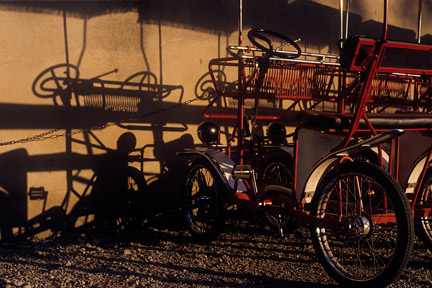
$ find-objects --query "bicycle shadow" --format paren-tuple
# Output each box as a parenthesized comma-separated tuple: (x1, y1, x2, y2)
(0, 61, 194, 240)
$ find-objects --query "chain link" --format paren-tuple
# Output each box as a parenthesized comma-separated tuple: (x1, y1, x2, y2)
(0, 97, 200, 147)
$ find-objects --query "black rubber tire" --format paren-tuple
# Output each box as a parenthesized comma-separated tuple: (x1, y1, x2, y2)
(414, 168, 432, 250)
(183, 159, 226, 241)
(310, 161, 414, 287)
(259, 157, 293, 228)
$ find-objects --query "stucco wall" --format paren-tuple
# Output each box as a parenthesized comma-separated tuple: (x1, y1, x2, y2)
(0, 0, 428, 239)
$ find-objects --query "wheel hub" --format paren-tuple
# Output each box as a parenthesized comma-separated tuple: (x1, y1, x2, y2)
(342, 215, 372, 239)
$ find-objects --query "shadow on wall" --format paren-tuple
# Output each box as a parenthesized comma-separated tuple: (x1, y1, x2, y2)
(0, 0, 423, 241)
(0, 0, 421, 52)
(0, 61, 200, 241)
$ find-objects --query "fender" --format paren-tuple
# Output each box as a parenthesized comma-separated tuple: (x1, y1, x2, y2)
(370, 146, 390, 169)
(300, 129, 404, 204)
(405, 151, 431, 196)
(177, 148, 247, 192)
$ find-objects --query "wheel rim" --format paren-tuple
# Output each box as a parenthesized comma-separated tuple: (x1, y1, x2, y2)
(420, 216, 432, 241)
(417, 177, 432, 243)
(184, 165, 218, 235)
(315, 172, 400, 280)
(262, 162, 292, 187)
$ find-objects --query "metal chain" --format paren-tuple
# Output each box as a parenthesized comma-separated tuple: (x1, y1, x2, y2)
(0, 97, 200, 147)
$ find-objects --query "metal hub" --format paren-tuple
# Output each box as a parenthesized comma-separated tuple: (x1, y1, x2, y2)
(342, 215, 372, 239)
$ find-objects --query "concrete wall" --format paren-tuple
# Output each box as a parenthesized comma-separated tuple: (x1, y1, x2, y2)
(0, 0, 428, 239)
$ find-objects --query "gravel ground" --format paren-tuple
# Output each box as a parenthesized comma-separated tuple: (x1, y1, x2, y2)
(0, 210, 431, 288)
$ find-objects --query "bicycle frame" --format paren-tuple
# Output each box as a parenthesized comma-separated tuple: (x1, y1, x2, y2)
(179, 0, 415, 231)
(179, 1, 420, 286)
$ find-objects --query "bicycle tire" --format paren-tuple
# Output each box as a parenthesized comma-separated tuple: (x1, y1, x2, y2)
(310, 161, 414, 287)
(183, 159, 227, 241)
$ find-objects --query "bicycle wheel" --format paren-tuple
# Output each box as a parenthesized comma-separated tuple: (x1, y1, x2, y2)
(183, 159, 226, 240)
(414, 168, 432, 249)
(260, 158, 293, 227)
(310, 161, 414, 287)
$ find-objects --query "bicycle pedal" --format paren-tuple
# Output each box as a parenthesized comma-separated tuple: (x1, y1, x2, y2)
(232, 164, 253, 180)
(28, 187, 48, 200)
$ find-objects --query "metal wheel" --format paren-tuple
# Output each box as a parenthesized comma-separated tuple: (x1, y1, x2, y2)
(310, 161, 414, 287)
(260, 158, 293, 227)
(414, 168, 432, 249)
(183, 159, 226, 240)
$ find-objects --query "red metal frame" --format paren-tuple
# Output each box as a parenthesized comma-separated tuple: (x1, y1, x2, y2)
(199, 0, 432, 236)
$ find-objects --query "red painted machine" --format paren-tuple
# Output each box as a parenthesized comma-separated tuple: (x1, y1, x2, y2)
(177, 0, 429, 286)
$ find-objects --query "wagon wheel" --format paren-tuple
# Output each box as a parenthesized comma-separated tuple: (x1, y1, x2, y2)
(32, 63, 79, 105)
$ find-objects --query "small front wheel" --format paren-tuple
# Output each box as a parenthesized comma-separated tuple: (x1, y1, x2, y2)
(260, 158, 293, 228)
(183, 159, 226, 241)
(310, 161, 414, 287)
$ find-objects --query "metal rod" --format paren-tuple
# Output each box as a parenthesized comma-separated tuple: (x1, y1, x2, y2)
(418, 0, 423, 43)
(345, 0, 350, 40)
(239, 0, 243, 45)
(340, 0, 343, 39)
(382, 0, 388, 40)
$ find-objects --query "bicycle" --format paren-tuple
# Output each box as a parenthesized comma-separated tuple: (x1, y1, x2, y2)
(178, 22, 414, 287)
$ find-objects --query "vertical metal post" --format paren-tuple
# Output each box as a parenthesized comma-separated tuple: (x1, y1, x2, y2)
(339, 0, 344, 41)
(345, 0, 350, 40)
(237, 0, 244, 164)
(418, 0, 423, 43)
(239, 0, 243, 45)
(382, 0, 388, 40)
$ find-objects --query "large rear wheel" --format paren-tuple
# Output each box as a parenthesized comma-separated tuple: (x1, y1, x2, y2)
(310, 161, 414, 287)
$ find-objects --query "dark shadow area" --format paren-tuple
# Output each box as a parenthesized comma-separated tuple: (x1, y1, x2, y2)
(0, 1, 140, 19)
(349, 19, 417, 42)
(420, 34, 432, 44)
(0, 0, 420, 52)
(0, 58, 193, 240)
